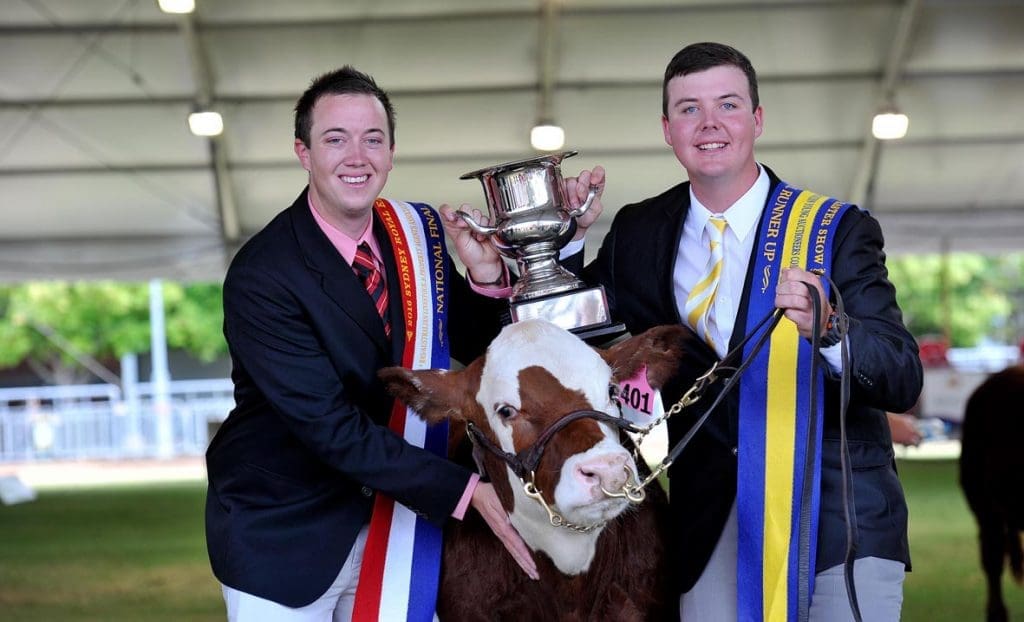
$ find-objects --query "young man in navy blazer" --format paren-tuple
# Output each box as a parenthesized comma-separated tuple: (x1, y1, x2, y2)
(205, 66, 536, 621)
(581, 42, 920, 622)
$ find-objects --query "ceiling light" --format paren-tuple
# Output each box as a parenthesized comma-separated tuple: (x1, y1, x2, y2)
(530, 123, 565, 151)
(188, 110, 223, 137)
(158, 0, 195, 13)
(872, 110, 909, 140)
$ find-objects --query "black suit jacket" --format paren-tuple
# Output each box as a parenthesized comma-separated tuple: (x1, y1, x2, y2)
(205, 188, 505, 607)
(574, 167, 922, 593)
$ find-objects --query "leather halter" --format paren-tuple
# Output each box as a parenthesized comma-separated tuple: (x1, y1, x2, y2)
(465, 409, 640, 482)
(465, 408, 644, 532)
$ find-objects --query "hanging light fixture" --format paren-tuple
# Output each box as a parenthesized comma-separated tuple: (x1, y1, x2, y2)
(157, 0, 195, 14)
(530, 121, 565, 152)
(188, 109, 223, 137)
(872, 107, 909, 140)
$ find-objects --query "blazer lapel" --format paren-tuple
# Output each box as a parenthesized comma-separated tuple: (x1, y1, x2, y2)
(663, 186, 690, 326)
(290, 190, 392, 355)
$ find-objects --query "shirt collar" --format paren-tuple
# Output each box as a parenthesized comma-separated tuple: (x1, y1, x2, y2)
(307, 195, 381, 266)
(688, 164, 770, 242)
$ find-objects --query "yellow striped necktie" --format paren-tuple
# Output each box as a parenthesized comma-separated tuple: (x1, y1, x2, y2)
(685, 215, 727, 349)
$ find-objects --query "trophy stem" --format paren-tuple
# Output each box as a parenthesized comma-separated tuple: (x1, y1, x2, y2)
(510, 241, 584, 302)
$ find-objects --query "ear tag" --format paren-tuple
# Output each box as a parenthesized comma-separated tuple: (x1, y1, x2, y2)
(617, 365, 664, 426)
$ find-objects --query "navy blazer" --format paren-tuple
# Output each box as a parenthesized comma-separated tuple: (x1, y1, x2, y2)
(574, 167, 922, 593)
(205, 188, 505, 607)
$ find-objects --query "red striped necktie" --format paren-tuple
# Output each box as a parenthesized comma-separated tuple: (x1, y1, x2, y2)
(353, 242, 391, 337)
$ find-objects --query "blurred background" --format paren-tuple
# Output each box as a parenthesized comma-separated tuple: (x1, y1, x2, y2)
(1, 1, 1022, 620)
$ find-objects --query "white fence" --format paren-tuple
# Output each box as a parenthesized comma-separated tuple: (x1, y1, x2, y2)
(0, 379, 233, 463)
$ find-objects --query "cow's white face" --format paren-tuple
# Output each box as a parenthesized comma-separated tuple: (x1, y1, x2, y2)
(476, 320, 638, 571)
(380, 318, 698, 576)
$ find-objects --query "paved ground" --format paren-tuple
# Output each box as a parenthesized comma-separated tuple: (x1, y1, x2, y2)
(894, 439, 961, 460)
(0, 456, 207, 489)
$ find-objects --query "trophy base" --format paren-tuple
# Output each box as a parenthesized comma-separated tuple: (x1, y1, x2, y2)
(507, 286, 625, 342)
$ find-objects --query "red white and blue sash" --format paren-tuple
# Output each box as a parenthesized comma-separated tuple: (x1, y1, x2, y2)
(737, 185, 852, 622)
(352, 198, 450, 622)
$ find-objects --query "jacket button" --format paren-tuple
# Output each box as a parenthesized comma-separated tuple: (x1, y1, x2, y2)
(731, 446, 738, 456)
(361, 486, 373, 497)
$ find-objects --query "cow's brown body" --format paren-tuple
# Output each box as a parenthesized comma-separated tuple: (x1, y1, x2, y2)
(436, 476, 669, 622)
(382, 320, 700, 621)
(959, 364, 1024, 622)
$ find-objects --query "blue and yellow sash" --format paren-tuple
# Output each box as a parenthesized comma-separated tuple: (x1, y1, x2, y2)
(736, 184, 852, 622)
(352, 199, 449, 622)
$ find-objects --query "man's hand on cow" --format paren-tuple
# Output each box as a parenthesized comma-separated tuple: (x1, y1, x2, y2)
(439, 203, 506, 286)
(564, 165, 606, 241)
(775, 267, 831, 340)
(471, 481, 539, 580)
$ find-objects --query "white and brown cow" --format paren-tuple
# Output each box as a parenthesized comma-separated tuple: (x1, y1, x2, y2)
(381, 319, 701, 621)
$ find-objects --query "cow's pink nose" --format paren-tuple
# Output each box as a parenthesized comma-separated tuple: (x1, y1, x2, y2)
(575, 452, 630, 491)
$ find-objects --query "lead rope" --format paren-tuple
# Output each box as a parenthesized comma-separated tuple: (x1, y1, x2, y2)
(797, 275, 859, 622)
(831, 280, 861, 622)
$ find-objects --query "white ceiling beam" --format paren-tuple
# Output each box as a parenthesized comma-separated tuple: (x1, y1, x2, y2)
(849, 0, 922, 207)
(178, 14, 240, 245)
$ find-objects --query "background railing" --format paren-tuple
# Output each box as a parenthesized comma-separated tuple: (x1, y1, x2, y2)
(0, 379, 233, 463)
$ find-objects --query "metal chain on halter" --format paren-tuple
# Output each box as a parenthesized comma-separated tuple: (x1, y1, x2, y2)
(626, 362, 724, 449)
(524, 472, 605, 533)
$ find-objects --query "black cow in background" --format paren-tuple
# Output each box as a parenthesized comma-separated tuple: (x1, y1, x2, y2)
(959, 364, 1024, 622)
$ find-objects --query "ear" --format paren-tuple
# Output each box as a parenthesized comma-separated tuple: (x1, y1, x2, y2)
(294, 138, 311, 171)
(378, 366, 475, 425)
(600, 324, 710, 389)
(753, 105, 764, 140)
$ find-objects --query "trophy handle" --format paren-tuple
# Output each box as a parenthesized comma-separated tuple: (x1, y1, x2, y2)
(565, 185, 600, 218)
(456, 210, 499, 236)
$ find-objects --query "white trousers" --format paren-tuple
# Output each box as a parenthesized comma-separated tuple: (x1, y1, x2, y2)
(221, 526, 368, 622)
(679, 503, 905, 621)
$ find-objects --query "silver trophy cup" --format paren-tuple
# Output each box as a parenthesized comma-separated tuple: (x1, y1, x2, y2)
(458, 151, 621, 339)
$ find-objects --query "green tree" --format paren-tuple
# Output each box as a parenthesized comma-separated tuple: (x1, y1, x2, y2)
(887, 253, 1023, 347)
(0, 281, 225, 384)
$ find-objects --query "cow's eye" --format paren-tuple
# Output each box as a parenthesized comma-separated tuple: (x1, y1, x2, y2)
(494, 404, 519, 420)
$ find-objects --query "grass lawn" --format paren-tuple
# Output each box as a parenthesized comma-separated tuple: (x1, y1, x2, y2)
(0, 460, 1021, 621)
(0, 481, 222, 622)
(901, 459, 1024, 621)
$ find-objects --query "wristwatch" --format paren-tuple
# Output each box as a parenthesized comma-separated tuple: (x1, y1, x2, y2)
(819, 309, 846, 347)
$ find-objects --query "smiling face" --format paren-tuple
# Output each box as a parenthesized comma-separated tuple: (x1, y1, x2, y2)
(662, 64, 763, 203)
(294, 93, 394, 236)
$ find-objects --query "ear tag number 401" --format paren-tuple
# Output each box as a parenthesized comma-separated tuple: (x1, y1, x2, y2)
(617, 365, 665, 426)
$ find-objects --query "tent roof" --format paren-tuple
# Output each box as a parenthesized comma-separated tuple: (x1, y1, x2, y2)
(2, 0, 1022, 281)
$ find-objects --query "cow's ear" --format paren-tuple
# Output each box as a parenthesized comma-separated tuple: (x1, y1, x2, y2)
(601, 324, 710, 389)
(378, 366, 472, 424)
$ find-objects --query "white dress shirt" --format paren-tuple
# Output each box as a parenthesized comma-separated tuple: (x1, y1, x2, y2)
(672, 165, 842, 367)
(674, 166, 770, 358)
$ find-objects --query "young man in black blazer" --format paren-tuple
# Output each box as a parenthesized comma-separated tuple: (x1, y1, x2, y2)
(205, 66, 536, 621)
(563, 43, 921, 621)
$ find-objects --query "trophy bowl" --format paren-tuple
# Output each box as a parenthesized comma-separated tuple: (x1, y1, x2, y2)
(458, 150, 622, 339)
